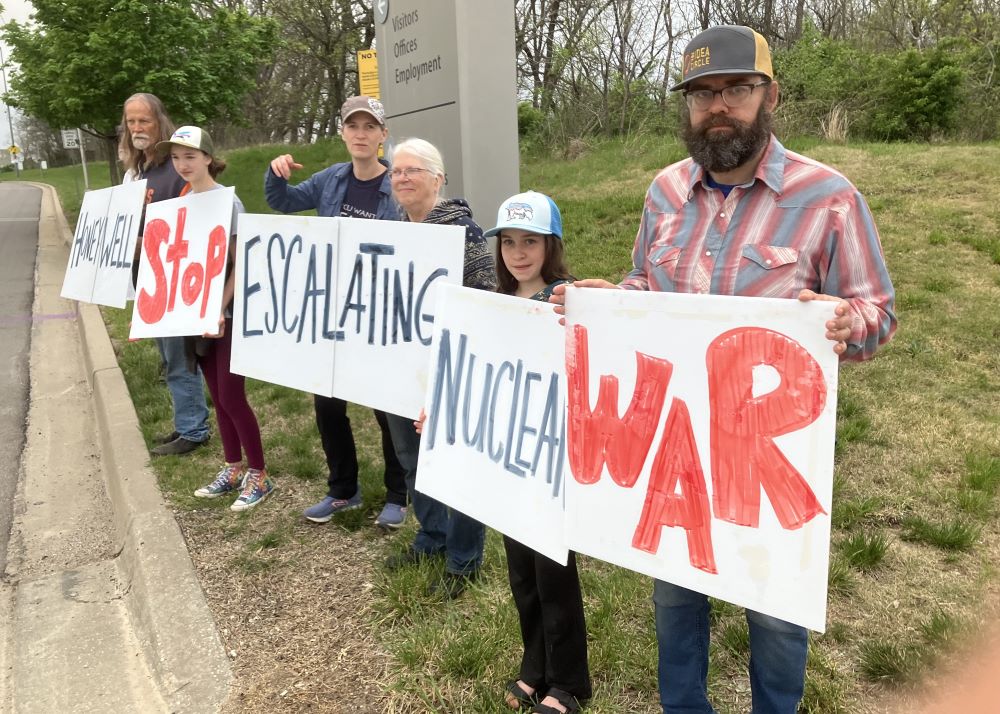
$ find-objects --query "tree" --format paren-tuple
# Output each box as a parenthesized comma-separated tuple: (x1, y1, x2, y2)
(1, 0, 277, 182)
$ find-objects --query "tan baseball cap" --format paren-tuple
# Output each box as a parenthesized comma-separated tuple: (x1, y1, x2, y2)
(156, 125, 215, 157)
(341, 96, 386, 125)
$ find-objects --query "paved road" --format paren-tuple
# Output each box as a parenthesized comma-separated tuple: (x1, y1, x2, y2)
(0, 183, 40, 574)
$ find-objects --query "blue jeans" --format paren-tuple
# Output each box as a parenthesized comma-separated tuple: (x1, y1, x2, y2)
(653, 580, 807, 714)
(156, 336, 209, 443)
(386, 413, 485, 575)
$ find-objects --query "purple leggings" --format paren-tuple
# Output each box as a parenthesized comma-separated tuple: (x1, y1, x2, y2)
(198, 319, 265, 470)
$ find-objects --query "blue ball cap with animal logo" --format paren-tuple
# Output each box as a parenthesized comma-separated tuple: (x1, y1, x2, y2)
(484, 190, 563, 240)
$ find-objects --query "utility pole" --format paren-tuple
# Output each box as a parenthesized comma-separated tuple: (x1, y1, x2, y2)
(0, 42, 20, 178)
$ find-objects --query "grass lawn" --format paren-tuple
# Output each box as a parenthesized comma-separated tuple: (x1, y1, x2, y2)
(26, 135, 1000, 712)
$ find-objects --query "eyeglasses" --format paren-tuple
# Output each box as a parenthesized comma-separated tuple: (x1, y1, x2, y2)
(389, 167, 433, 180)
(683, 81, 770, 111)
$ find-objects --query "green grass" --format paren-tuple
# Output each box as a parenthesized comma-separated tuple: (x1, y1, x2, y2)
(47, 137, 1000, 712)
(858, 640, 921, 683)
(901, 516, 981, 551)
(836, 531, 890, 572)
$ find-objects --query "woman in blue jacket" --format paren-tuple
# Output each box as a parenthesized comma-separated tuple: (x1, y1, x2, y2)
(263, 95, 408, 531)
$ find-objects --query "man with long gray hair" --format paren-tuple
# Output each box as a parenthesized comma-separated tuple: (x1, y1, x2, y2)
(121, 92, 210, 456)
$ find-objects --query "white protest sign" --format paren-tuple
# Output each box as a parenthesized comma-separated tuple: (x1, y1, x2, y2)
(61, 180, 147, 307)
(61, 187, 113, 302)
(232, 213, 340, 396)
(90, 181, 148, 307)
(331, 219, 464, 417)
(417, 285, 569, 564)
(231, 216, 464, 418)
(563, 287, 839, 632)
(129, 187, 233, 338)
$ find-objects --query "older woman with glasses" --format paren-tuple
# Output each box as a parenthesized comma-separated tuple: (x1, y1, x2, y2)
(382, 137, 497, 599)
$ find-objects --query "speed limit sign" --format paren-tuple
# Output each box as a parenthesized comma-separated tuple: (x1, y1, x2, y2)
(61, 129, 79, 149)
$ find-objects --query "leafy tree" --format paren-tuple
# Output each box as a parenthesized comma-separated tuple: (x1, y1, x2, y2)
(1, 0, 278, 181)
(864, 46, 964, 140)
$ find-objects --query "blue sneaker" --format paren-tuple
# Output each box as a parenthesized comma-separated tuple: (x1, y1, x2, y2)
(374, 503, 408, 530)
(303, 492, 362, 523)
(230, 468, 276, 512)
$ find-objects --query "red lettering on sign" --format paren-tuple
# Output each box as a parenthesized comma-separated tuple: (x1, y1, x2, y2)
(200, 226, 227, 318)
(707, 327, 827, 530)
(164, 207, 189, 312)
(134, 206, 227, 326)
(136, 218, 170, 323)
(565, 324, 672, 487)
(633, 397, 717, 573)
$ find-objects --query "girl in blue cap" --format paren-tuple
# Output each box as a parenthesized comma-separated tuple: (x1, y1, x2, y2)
(484, 191, 590, 714)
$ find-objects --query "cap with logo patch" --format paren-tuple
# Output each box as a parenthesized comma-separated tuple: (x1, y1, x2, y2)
(341, 95, 386, 126)
(155, 125, 215, 157)
(670, 25, 773, 92)
(484, 191, 563, 240)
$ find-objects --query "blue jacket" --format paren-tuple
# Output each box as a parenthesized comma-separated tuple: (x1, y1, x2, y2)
(263, 159, 401, 220)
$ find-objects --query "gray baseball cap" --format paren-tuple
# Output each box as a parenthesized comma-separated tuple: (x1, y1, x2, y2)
(670, 25, 773, 92)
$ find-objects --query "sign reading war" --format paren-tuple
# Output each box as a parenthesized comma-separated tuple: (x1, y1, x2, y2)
(231, 215, 464, 419)
(60, 180, 147, 308)
(129, 188, 234, 339)
(563, 288, 839, 632)
(417, 285, 569, 565)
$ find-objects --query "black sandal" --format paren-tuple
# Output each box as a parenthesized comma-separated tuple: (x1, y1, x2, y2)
(530, 687, 582, 713)
(505, 680, 540, 710)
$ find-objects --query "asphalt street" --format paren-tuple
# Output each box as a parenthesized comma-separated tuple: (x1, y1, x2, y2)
(0, 183, 40, 574)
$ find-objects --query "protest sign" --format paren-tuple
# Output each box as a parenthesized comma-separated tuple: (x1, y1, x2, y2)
(416, 285, 569, 564)
(61, 180, 147, 307)
(330, 219, 464, 417)
(129, 187, 234, 338)
(231, 213, 340, 396)
(563, 287, 839, 632)
(232, 216, 464, 418)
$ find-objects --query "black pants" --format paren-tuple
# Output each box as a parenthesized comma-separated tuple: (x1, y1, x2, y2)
(313, 395, 406, 506)
(504, 536, 591, 700)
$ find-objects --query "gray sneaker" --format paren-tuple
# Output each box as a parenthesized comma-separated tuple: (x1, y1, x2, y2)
(374, 503, 408, 530)
(303, 492, 362, 523)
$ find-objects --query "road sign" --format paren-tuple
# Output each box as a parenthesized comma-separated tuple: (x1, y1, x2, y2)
(357, 49, 379, 98)
(61, 130, 79, 149)
(8, 144, 19, 155)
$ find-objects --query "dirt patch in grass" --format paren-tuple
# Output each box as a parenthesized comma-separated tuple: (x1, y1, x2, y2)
(176, 476, 396, 714)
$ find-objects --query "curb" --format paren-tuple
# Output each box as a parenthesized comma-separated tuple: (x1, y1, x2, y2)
(35, 183, 232, 712)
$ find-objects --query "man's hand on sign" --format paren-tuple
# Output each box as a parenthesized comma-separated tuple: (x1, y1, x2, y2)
(269, 154, 304, 180)
(797, 289, 853, 355)
(549, 278, 620, 324)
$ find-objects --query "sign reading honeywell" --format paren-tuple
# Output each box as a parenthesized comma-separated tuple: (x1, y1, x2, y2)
(374, 0, 518, 230)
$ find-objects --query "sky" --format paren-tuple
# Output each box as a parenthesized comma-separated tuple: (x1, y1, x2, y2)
(1, 0, 36, 148)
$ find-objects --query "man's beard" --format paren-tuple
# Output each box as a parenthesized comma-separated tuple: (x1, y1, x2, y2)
(131, 135, 151, 150)
(683, 104, 772, 173)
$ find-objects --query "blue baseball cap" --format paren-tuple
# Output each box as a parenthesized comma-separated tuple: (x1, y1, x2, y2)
(484, 191, 563, 240)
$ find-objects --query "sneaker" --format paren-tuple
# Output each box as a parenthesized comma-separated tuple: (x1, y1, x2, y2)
(374, 503, 408, 530)
(194, 463, 244, 498)
(230, 468, 276, 512)
(302, 492, 362, 523)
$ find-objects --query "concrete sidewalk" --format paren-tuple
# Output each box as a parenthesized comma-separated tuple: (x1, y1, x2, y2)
(0, 184, 231, 712)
